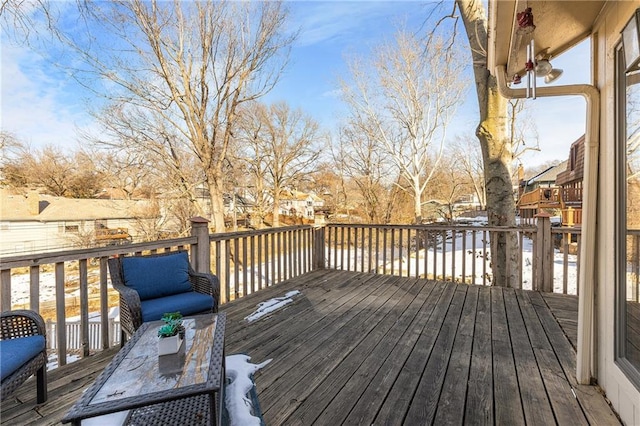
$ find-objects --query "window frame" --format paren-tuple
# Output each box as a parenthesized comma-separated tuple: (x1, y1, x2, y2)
(615, 42, 640, 389)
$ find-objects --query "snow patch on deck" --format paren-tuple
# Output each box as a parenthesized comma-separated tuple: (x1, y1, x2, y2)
(244, 290, 301, 322)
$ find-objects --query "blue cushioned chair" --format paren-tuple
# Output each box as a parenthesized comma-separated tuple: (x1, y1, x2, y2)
(108, 250, 219, 345)
(0, 310, 48, 403)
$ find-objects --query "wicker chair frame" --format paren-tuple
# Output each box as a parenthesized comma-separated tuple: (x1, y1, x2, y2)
(108, 250, 220, 345)
(1, 310, 48, 403)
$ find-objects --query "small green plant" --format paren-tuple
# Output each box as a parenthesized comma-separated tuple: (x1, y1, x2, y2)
(158, 312, 184, 338)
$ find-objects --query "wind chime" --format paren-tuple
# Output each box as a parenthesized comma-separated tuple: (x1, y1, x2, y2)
(514, 7, 537, 99)
(511, 7, 564, 97)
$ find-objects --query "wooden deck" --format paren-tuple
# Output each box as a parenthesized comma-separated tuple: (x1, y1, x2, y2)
(2, 270, 620, 425)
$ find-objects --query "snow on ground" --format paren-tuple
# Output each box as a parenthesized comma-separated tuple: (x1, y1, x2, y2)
(46, 353, 80, 370)
(328, 227, 578, 294)
(9, 269, 103, 307)
(225, 354, 271, 426)
(245, 291, 301, 322)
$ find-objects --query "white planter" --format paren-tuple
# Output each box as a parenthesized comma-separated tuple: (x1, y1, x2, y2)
(158, 334, 183, 356)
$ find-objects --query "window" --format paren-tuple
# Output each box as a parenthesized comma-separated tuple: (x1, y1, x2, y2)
(616, 44, 640, 386)
(65, 224, 79, 233)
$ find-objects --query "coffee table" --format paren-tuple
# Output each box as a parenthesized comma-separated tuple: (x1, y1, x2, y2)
(62, 312, 226, 425)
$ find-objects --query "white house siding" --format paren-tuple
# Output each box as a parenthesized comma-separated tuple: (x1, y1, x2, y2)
(0, 218, 137, 256)
(596, 2, 640, 424)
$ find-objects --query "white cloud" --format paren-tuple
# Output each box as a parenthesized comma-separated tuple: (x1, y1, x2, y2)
(290, 1, 421, 48)
(1, 43, 92, 149)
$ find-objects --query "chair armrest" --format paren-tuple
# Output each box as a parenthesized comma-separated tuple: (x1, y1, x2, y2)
(111, 282, 143, 331)
(189, 271, 220, 312)
(0, 310, 46, 340)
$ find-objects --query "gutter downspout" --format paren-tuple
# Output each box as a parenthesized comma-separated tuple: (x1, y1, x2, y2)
(495, 65, 599, 385)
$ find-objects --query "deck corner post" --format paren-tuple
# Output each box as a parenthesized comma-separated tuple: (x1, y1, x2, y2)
(190, 217, 211, 274)
(534, 213, 553, 292)
(314, 226, 326, 270)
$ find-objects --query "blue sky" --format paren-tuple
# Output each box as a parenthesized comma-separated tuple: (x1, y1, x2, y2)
(1, 1, 588, 168)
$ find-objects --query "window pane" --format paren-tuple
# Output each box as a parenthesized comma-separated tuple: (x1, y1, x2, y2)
(624, 69, 640, 370)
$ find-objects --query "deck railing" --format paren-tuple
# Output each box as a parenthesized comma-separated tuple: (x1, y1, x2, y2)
(1, 216, 587, 366)
(323, 219, 581, 294)
(519, 187, 562, 206)
(208, 225, 319, 303)
(561, 206, 583, 226)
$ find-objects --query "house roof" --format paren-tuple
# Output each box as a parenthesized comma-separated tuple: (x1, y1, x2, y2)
(0, 189, 147, 222)
(280, 190, 322, 202)
(524, 161, 568, 186)
(556, 135, 585, 186)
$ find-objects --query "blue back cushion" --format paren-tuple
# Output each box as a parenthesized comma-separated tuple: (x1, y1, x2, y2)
(122, 251, 193, 301)
(0, 335, 46, 381)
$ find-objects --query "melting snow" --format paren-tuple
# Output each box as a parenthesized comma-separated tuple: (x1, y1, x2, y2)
(225, 354, 271, 426)
(244, 290, 300, 322)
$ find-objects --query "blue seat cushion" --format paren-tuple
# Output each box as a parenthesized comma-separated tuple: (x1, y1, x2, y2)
(122, 252, 193, 301)
(0, 335, 46, 381)
(140, 292, 215, 322)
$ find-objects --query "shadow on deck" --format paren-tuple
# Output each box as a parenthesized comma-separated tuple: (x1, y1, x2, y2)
(1, 270, 620, 425)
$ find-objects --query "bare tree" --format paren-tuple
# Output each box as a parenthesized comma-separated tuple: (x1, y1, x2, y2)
(508, 99, 542, 183)
(233, 105, 271, 228)
(0, 131, 20, 152)
(340, 26, 466, 223)
(425, 155, 473, 221)
(0, 143, 103, 197)
(131, 197, 167, 242)
(449, 135, 486, 209)
(92, 149, 153, 200)
(333, 119, 395, 223)
(35, 1, 295, 232)
(0, 0, 52, 42)
(237, 101, 322, 227)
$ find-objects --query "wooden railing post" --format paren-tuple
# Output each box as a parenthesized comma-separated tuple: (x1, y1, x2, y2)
(190, 216, 211, 274)
(314, 226, 326, 270)
(534, 213, 553, 292)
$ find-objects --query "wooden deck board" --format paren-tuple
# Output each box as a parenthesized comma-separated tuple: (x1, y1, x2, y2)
(373, 281, 457, 424)
(283, 278, 426, 425)
(504, 289, 557, 425)
(339, 281, 448, 425)
(491, 287, 525, 425)
(1, 270, 621, 425)
(431, 285, 478, 425)
(517, 290, 587, 426)
(262, 274, 408, 423)
(404, 285, 467, 425)
(464, 286, 493, 426)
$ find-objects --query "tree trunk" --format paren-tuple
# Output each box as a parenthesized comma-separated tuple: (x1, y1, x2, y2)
(414, 183, 423, 224)
(207, 178, 226, 233)
(457, 0, 519, 287)
(477, 80, 519, 286)
(272, 194, 280, 227)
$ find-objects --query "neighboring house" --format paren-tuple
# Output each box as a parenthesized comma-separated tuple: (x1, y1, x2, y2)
(556, 135, 585, 226)
(517, 161, 568, 223)
(0, 189, 148, 256)
(489, 1, 640, 422)
(279, 190, 324, 220)
(452, 193, 483, 212)
(223, 192, 253, 217)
